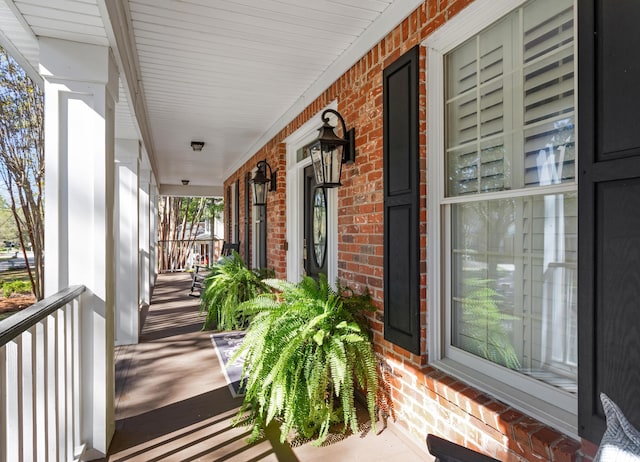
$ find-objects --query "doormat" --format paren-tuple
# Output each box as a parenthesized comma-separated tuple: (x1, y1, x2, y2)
(210, 331, 246, 397)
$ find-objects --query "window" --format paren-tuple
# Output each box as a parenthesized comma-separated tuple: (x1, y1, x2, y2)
(427, 0, 577, 434)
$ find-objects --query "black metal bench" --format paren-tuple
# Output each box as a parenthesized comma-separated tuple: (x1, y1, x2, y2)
(426, 434, 500, 462)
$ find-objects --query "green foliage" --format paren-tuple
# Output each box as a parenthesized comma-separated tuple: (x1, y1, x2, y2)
(233, 275, 378, 446)
(2, 279, 32, 297)
(458, 278, 521, 369)
(199, 252, 271, 330)
(0, 197, 19, 244)
(0, 46, 45, 300)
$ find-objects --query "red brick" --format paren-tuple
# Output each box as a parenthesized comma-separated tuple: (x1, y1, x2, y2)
(548, 437, 582, 462)
(531, 427, 564, 458)
(498, 408, 525, 438)
(513, 416, 544, 451)
(580, 438, 598, 460)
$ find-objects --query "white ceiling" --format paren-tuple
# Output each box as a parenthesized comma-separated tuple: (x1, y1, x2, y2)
(0, 0, 421, 194)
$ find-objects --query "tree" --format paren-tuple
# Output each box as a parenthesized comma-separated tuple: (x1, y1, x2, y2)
(0, 46, 44, 299)
(0, 196, 20, 245)
(158, 196, 216, 271)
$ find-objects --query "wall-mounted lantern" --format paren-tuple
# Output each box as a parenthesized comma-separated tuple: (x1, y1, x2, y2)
(307, 109, 355, 188)
(251, 159, 276, 206)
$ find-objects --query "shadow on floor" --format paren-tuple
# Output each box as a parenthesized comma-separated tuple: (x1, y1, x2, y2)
(101, 273, 427, 462)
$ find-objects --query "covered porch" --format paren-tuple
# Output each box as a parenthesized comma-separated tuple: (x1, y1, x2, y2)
(101, 272, 426, 461)
(2, 0, 640, 460)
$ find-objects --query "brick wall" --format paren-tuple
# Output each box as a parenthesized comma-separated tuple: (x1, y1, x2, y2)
(224, 1, 596, 460)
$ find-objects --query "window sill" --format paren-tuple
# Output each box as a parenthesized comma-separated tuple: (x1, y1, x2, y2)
(429, 357, 578, 439)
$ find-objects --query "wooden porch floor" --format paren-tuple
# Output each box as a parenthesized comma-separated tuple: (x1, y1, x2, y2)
(100, 272, 429, 462)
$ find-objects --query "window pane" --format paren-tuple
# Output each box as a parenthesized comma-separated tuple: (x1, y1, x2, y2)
(523, 46, 574, 126)
(524, 116, 575, 186)
(445, 0, 575, 197)
(523, 0, 574, 64)
(479, 16, 511, 84)
(446, 39, 477, 98)
(447, 91, 477, 148)
(480, 79, 504, 138)
(451, 192, 577, 393)
(447, 139, 508, 196)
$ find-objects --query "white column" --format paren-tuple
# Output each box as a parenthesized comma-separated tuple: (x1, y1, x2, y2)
(149, 177, 159, 292)
(115, 139, 140, 346)
(41, 37, 118, 458)
(139, 167, 151, 308)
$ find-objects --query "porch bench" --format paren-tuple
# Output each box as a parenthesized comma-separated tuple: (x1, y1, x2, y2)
(426, 434, 500, 462)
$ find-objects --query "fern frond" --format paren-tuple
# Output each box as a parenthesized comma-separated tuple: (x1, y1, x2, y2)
(232, 273, 381, 445)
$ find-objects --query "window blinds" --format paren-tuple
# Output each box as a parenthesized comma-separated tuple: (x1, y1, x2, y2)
(445, 0, 575, 196)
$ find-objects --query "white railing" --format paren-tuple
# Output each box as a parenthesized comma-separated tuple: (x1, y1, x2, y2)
(0, 285, 87, 462)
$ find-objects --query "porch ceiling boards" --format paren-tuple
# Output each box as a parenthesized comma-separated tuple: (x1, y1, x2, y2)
(0, 0, 421, 193)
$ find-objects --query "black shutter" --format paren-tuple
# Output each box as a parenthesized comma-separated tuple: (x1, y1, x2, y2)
(226, 185, 231, 242)
(234, 179, 240, 243)
(383, 46, 420, 355)
(244, 172, 251, 261)
(578, 0, 640, 442)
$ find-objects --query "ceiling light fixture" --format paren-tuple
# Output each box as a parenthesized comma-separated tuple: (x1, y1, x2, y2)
(190, 141, 205, 152)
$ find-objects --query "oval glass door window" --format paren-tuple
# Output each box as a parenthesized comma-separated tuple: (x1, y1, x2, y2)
(312, 188, 327, 268)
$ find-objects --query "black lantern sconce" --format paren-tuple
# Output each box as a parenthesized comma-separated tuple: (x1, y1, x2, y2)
(251, 160, 277, 206)
(308, 109, 355, 188)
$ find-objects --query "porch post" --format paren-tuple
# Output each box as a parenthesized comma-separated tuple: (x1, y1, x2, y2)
(150, 177, 159, 290)
(41, 37, 118, 458)
(115, 139, 140, 345)
(139, 167, 151, 309)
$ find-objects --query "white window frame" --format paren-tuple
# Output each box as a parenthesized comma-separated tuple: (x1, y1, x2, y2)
(284, 102, 338, 284)
(424, 0, 578, 437)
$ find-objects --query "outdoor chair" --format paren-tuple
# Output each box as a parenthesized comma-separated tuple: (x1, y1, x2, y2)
(220, 241, 240, 257)
(189, 263, 209, 296)
(189, 241, 241, 296)
(426, 434, 500, 462)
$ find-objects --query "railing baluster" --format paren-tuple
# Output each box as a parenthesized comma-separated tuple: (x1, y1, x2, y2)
(6, 339, 20, 461)
(35, 321, 46, 461)
(25, 326, 37, 462)
(29, 324, 39, 461)
(1, 345, 7, 462)
(46, 314, 57, 461)
(56, 310, 66, 461)
(65, 303, 73, 459)
(72, 299, 81, 456)
(17, 336, 25, 461)
(0, 286, 86, 462)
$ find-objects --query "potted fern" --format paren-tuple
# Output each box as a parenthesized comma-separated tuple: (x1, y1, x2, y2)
(199, 251, 271, 330)
(233, 275, 378, 446)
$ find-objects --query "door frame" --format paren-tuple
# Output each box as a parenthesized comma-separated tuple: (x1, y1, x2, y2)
(285, 102, 338, 284)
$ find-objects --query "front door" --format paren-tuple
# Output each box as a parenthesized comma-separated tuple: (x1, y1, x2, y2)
(304, 165, 327, 279)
